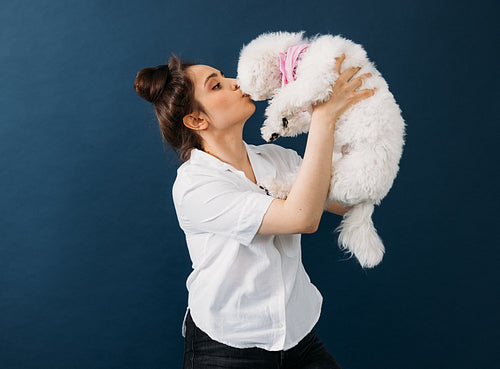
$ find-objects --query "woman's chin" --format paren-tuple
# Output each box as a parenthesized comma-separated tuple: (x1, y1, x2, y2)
(245, 107, 256, 121)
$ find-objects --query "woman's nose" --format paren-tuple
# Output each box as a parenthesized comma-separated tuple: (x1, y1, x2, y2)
(231, 79, 239, 90)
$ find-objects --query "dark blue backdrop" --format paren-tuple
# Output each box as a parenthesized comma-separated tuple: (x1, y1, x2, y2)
(1, 0, 498, 368)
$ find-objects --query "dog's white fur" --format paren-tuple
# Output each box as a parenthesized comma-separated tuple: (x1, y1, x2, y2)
(237, 31, 406, 268)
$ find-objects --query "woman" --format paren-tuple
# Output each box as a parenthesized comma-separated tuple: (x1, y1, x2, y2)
(134, 52, 375, 368)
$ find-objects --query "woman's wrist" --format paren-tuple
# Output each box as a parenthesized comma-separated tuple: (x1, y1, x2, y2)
(311, 107, 340, 129)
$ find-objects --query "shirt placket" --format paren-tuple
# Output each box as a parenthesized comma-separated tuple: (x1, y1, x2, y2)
(274, 235, 288, 349)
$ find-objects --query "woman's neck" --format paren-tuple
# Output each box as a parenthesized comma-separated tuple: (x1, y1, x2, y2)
(202, 139, 249, 172)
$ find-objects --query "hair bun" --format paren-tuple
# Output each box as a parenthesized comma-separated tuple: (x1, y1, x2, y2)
(134, 64, 171, 104)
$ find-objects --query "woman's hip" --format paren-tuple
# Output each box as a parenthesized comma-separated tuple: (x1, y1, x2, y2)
(182, 310, 342, 369)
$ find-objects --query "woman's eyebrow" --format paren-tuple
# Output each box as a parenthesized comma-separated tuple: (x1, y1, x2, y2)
(204, 70, 224, 87)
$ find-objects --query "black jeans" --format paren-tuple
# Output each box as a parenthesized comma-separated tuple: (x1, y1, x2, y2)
(182, 310, 342, 369)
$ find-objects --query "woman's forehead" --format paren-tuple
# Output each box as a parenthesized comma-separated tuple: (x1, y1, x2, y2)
(188, 64, 218, 81)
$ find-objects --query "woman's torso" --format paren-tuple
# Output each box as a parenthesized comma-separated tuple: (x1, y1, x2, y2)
(172, 141, 323, 351)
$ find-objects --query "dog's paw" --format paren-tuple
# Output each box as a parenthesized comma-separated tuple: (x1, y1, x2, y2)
(258, 177, 292, 199)
(261, 118, 284, 142)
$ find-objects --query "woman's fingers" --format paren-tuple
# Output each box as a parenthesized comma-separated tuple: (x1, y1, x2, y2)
(358, 72, 372, 80)
(349, 72, 373, 89)
(334, 53, 345, 74)
(313, 53, 376, 117)
(342, 66, 362, 83)
(355, 88, 377, 101)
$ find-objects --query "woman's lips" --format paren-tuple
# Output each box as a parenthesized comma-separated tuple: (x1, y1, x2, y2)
(242, 93, 250, 98)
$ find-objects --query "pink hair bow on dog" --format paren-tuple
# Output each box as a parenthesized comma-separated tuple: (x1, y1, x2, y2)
(279, 43, 310, 87)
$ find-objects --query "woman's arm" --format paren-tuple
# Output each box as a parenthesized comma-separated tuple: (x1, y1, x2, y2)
(258, 111, 338, 234)
(257, 54, 375, 235)
(324, 201, 353, 216)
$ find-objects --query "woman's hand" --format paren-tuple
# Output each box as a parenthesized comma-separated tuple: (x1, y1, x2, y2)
(312, 53, 375, 123)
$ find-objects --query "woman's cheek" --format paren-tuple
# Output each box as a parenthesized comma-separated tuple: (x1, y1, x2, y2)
(211, 95, 231, 112)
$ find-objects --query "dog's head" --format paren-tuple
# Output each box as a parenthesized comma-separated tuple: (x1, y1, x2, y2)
(236, 31, 306, 101)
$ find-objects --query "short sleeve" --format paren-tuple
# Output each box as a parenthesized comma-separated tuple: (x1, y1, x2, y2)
(282, 147, 303, 174)
(172, 172, 275, 246)
(265, 144, 303, 175)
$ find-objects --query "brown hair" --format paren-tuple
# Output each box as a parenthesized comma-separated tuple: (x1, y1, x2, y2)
(134, 53, 206, 163)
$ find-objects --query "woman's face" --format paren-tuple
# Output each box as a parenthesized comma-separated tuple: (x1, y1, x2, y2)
(185, 64, 255, 133)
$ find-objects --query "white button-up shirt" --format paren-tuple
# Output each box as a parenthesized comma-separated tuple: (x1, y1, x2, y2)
(172, 141, 323, 351)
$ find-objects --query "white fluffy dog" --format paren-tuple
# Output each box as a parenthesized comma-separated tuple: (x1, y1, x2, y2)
(237, 31, 406, 268)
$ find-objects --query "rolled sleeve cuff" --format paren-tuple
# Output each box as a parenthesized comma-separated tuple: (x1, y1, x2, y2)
(233, 192, 275, 246)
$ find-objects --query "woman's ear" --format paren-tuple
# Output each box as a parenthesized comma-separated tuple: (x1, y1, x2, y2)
(183, 113, 208, 131)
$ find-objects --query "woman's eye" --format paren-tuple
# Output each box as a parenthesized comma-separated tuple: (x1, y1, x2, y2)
(212, 82, 221, 90)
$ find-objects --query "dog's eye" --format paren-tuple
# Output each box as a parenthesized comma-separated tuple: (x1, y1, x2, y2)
(212, 82, 221, 90)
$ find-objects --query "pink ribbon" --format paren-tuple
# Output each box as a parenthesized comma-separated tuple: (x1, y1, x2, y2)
(279, 43, 310, 88)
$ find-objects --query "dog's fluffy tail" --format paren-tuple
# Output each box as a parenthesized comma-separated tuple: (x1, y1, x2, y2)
(334, 202, 385, 268)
